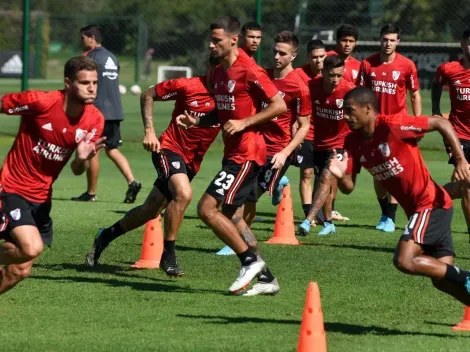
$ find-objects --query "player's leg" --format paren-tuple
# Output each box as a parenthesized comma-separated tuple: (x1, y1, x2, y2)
(374, 179, 389, 230)
(71, 151, 100, 202)
(314, 151, 335, 235)
(0, 259, 36, 295)
(330, 182, 349, 221)
(296, 141, 315, 217)
(385, 195, 398, 232)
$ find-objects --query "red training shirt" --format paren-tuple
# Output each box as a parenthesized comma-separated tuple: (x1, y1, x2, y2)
(326, 50, 361, 85)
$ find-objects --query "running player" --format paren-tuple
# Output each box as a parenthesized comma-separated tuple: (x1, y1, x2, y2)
(432, 28, 470, 243)
(0, 56, 105, 295)
(240, 21, 262, 59)
(298, 55, 355, 236)
(179, 16, 286, 293)
(359, 23, 422, 232)
(85, 57, 221, 276)
(301, 86, 470, 307)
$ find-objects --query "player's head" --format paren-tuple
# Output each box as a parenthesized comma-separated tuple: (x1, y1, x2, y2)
(322, 55, 344, 90)
(272, 31, 299, 70)
(461, 28, 470, 60)
(336, 24, 358, 56)
(380, 23, 401, 56)
(64, 56, 98, 104)
(80, 25, 102, 50)
(241, 21, 262, 55)
(209, 16, 241, 59)
(343, 86, 379, 131)
(306, 39, 326, 72)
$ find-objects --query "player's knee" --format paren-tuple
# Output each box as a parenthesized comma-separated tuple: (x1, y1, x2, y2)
(197, 200, 213, 222)
(141, 202, 160, 221)
(20, 241, 43, 261)
(9, 264, 32, 281)
(393, 255, 414, 274)
(174, 188, 192, 206)
(301, 168, 313, 181)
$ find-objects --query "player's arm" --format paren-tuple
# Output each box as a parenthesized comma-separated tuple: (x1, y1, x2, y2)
(410, 90, 422, 116)
(140, 87, 160, 152)
(431, 78, 444, 116)
(0, 94, 4, 113)
(71, 134, 107, 175)
(176, 109, 219, 129)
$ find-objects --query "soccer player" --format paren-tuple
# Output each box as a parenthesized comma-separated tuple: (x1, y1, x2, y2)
(298, 55, 355, 236)
(179, 16, 286, 293)
(72, 25, 142, 203)
(85, 57, 221, 277)
(300, 86, 470, 307)
(432, 28, 470, 242)
(0, 56, 105, 295)
(294, 39, 325, 218)
(359, 23, 422, 232)
(326, 24, 360, 85)
(240, 21, 262, 59)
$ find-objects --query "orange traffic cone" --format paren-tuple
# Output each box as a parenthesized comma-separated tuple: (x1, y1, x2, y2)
(297, 282, 327, 352)
(130, 216, 163, 269)
(452, 306, 470, 331)
(266, 184, 299, 245)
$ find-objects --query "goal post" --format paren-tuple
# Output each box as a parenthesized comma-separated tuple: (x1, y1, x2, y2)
(157, 66, 193, 83)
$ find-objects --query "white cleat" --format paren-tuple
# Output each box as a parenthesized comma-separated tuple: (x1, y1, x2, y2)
(241, 278, 280, 296)
(229, 257, 266, 293)
(331, 210, 350, 221)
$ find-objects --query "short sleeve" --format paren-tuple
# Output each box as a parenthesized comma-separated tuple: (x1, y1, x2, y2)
(2, 90, 52, 116)
(155, 78, 187, 101)
(434, 63, 448, 85)
(246, 67, 279, 101)
(297, 83, 311, 116)
(388, 115, 428, 140)
(344, 136, 361, 175)
(406, 61, 420, 91)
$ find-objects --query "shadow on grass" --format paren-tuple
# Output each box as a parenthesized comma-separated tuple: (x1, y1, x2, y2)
(177, 314, 299, 325)
(175, 245, 219, 255)
(301, 242, 395, 254)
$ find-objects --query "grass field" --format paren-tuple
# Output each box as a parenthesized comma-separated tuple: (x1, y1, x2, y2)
(1, 85, 470, 351)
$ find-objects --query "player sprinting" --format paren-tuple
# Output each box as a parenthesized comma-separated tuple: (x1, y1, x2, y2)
(301, 86, 470, 307)
(72, 25, 142, 204)
(85, 57, 221, 277)
(432, 28, 470, 244)
(240, 21, 262, 59)
(0, 56, 105, 295)
(298, 55, 355, 236)
(359, 23, 422, 232)
(178, 16, 286, 293)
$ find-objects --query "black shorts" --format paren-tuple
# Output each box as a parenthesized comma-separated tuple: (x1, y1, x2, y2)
(246, 156, 291, 202)
(103, 121, 122, 150)
(152, 149, 195, 201)
(446, 138, 470, 165)
(293, 140, 314, 169)
(313, 149, 345, 176)
(206, 159, 260, 207)
(401, 207, 454, 258)
(0, 191, 53, 246)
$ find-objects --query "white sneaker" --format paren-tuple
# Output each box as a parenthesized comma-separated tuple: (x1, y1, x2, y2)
(241, 278, 280, 296)
(228, 257, 266, 292)
(331, 210, 350, 221)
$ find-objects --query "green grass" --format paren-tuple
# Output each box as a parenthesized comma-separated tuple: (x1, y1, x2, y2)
(1, 87, 470, 351)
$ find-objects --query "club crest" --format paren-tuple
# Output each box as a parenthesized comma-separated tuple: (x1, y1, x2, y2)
(227, 80, 236, 93)
(172, 161, 181, 169)
(336, 99, 344, 108)
(352, 70, 358, 79)
(10, 208, 21, 221)
(75, 128, 87, 143)
(392, 71, 400, 81)
(378, 142, 391, 157)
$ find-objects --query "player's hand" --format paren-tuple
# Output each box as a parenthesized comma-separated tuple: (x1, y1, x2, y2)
(271, 151, 288, 170)
(452, 157, 470, 184)
(176, 110, 197, 129)
(76, 135, 106, 161)
(223, 119, 246, 136)
(143, 131, 160, 152)
(327, 149, 348, 179)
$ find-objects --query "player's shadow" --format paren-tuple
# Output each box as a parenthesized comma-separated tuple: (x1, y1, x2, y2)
(302, 242, 395, 254)
(175, 245, 219, 254)
(176, 314, 299, 325)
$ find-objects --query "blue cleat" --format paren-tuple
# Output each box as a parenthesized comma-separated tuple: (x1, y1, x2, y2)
(465, 277, 470, 294)
(272, 176, 289, 206)
(216, 245, 235, 256)
(318, 222, 336, 236)
(382, 218, 395, 232)
(297, 219, 311, 236)
(376, 216, 388, 230)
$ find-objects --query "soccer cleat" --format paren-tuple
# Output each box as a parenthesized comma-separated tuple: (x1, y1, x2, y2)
(71, 192, 97, 202)
(241, 278, 280, 296)
(160, 252, 184, 277)
(229, 256, 266, 292)
(216, 245, 236, 256)
(124, 180, 142, 203)
(382, 218, 396, 232)
(331, 210, 350, 221)
(297, 219, 311, 236)
(272, 176, 289, 206)
(465, 277, 470, 294)
(317, 222, 336, 236)
(376, 216, 388, 230)
(85, 228, 107, 267)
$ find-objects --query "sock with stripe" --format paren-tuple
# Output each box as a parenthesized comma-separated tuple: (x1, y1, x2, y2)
(444, 264, 470, 286)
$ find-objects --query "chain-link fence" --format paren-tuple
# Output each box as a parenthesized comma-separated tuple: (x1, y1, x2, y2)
(0, 0, 469, 88)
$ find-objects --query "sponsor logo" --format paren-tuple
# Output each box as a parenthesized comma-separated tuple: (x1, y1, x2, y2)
(162, 92, 177, 100)
(205, 102, 210, 107)
(382, 72, 386, 76)
(103, 71, 118, 80)
(368, 157, 404, 181)
(1, 54, 22, 74)
(104, 57, 118, 70)
(189, 101, 198, 107)
(371, 72, 376, 77)
(42, 123, 53, 131)
(336, 99, 343, 108)
(360, 155, 366, 163)
(392, 71, 400, 80)
(378, 142, 391, 157)
(33, 138, 72, 161)
(400, 125, 422, 132)
(172, 161, 180, 169)
(454, 80, 461, 85)
(10, 208, 21, 221)
(314, 100, 320, 104)
(62, 128, 67, 133)
(227, 80, 236, 93)
(7, 105, 28, 114)
(75, 128, 88, 143)
(216, 188, 225, 196)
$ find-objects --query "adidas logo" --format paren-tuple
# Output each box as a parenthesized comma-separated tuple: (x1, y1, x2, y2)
(189, 101, 198, 107)
(360, 155, 366, 163)
(216, 188, 224, 196)
(42, 123, 53, 131)
(104, 57, 118, 70)
(454, 80, 461, 85)
(1, 54, 22, 74)
(382, 72, 386, 75)
(314, 100, 320, 104)
(371, 72, 376, 77)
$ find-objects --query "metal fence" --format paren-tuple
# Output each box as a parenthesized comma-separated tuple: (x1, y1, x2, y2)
(0, 0, 469, 88)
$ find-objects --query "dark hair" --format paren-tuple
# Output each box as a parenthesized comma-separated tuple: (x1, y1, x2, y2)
(380, 23, 401, 39)
(307, 39, 325, 52)
(344, 86, 379, 112)
(64, 56, 97, 81)
(336, 24, 358, 41)
(462, 28, 470, 40)
(274, 31, 299, 50)
(80, 24, 103, 44)
(323, 55, 344, 70)
(210, 16, 241, 35)
(242, 21, 262, 35)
